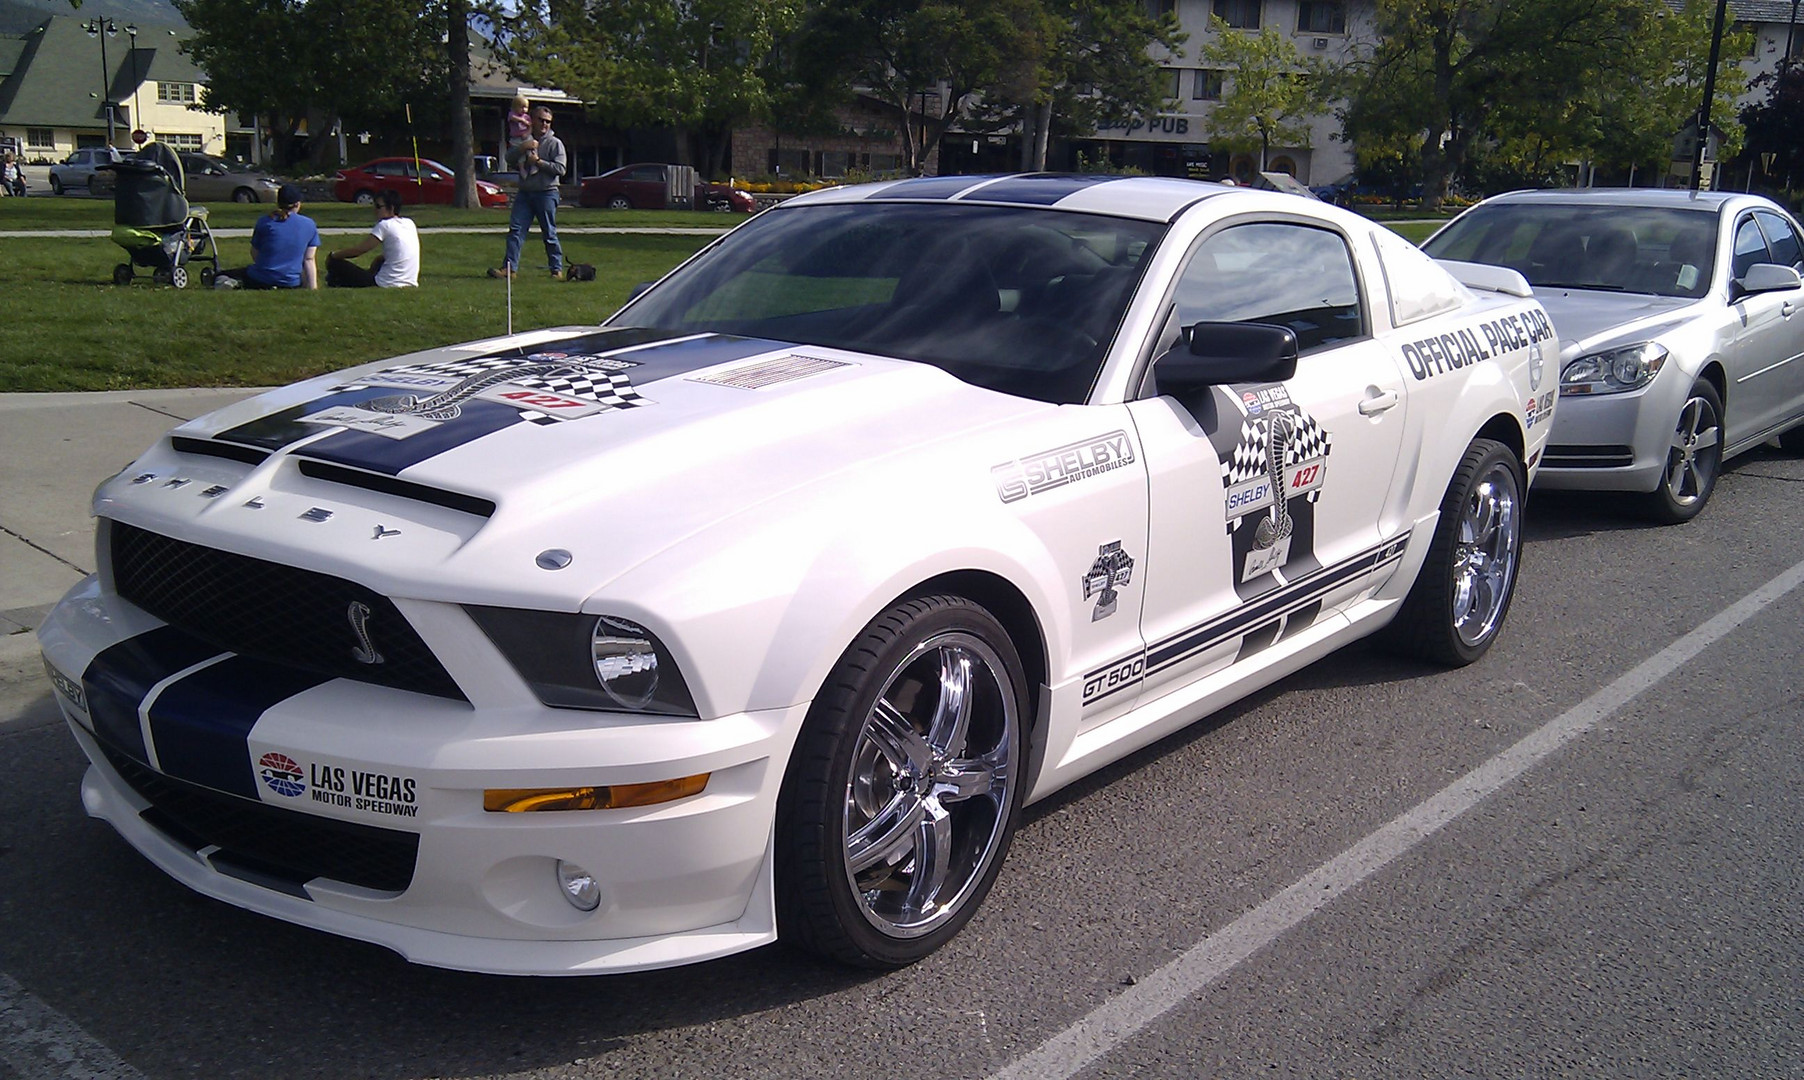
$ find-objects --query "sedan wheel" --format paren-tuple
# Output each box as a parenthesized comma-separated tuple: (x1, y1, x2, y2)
(1385, 438, 1524, 666)
(607, 194, 632, 210)
(232, 188, 256, 203)
(50, 176, 63, 196)
(1640, 381, 1722, 524)
(354, 190, 376, 206)
(777, 595, 1025, 968)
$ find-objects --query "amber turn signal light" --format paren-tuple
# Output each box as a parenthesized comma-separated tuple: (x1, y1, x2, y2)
(483, 774, 709, 813)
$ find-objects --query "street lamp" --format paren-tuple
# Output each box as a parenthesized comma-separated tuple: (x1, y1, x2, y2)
(124, 24, 140, 139)
(81, 16, 118, 146)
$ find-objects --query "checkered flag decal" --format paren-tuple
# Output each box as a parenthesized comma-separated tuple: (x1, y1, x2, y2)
(338, 355, 648, 418)
(1220, 411, 1333, 531)
(1222, 419, 1270, 487)
(1285, 413, 1330, 473)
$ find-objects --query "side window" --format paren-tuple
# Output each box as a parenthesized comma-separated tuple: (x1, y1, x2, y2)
(629, 166, 664, 183)
(1731, 216, 1771, 280)
(1173, 222, 1365, 351)
(1755, 210, 1802, 269)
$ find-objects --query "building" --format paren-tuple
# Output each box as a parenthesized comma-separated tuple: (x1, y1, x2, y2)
(0, 12, 224, 161)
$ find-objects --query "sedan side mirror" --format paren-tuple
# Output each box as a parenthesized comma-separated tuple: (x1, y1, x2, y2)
(1154, 321, 1300, 395)
(1732, 262, 1803, 299)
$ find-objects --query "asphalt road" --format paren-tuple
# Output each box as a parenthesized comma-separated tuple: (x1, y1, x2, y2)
(1, 441, 1800, 1079)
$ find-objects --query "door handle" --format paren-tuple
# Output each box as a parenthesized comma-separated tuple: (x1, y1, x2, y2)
(1784, 301, 1796, 317)
(1358, 389, 1401, 416)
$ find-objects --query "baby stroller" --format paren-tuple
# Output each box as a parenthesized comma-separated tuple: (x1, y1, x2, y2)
(107, 142, 219, 288)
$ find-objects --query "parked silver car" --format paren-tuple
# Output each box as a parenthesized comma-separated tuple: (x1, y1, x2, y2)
(174, 153, 283, 203)
(48, 146, 121, 194)
(1424, 189, 1804, 522)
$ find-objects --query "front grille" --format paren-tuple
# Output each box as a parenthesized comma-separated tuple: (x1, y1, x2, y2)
(100, 741, 419, 893)
(110, 522, 466, 701)
(1544, 444, 1635, 469)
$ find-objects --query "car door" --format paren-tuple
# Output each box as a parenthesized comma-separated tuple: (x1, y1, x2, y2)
(1125, 218, 1410, 709)
(627, 165, 667, 208)
(1752, 209, 1804, 430)
(1725, 212, 1803, 441)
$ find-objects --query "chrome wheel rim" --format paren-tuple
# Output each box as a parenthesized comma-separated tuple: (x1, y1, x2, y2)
(1451, 461, 1521, 647)
(841, 631, 1017, 939)
(1662, 394, 1721, 508)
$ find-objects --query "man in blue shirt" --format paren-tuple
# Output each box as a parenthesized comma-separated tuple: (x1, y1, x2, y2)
(216, 184, 320, 289)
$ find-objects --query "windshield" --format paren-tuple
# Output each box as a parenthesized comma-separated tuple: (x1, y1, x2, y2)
(611, 202, 1165, 405)
(1423, 203, 1719, 299)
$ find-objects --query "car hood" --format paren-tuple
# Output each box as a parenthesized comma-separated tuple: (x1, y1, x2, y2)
(105, 327, 1047, 605)
(1530, 289, 1699, 355)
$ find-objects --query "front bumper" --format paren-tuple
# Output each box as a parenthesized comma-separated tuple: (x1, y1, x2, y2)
(1531, 372, 1690, 493)
(41, 576, 808, 975)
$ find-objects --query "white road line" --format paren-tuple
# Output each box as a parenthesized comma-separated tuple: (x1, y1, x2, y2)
(0, 971, 146, 1079)
(990, 556, 1804, 1080)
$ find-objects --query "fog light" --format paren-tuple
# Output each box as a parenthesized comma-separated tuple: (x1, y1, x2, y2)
(556, 860, 602, 911)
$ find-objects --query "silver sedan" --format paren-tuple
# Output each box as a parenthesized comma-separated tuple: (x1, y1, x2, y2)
(1424, 189, 1804, 522)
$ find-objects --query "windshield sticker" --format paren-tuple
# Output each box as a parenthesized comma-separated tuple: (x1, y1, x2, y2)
(690, 354, 851, 390)
(993, 430, 1137, 503)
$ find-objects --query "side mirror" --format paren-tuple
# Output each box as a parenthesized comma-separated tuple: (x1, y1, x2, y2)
(628, 282, 655, 301)
(1733, 262, 1803, 299)
(1154, 321, 1300, 394)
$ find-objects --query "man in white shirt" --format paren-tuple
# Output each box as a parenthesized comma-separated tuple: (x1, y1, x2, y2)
(326, 189, 420, 287)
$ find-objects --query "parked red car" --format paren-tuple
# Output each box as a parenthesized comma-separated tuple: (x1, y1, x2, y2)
(333, 157, 508, 208)
(578, 163, 756, 212)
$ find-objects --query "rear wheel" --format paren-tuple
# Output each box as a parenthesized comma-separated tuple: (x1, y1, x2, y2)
(111, 263, 133, 286)
(198, 266, 216, 288)
(170, 265, 189, 289)
(1384, 438, 1524, 666)
(151, 268, 171, 286)
(776, 595, 1026, 968)
(607, 194, 631, 210)
(353, 189, 376, 206)
(1776, 424, 1804, 453)
(1638, 380, 1722, 524)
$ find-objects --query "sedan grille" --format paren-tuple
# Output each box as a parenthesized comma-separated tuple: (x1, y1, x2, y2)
(110, 522, 465, 701)
(100, 740, 419, 894)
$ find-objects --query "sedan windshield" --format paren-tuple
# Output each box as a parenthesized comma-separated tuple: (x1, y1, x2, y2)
(613, 202, 1165, 405)
(1423, 204, 1718, 300)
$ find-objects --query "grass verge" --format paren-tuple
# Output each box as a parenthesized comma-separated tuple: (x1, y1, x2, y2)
(0, 197, 745, 232)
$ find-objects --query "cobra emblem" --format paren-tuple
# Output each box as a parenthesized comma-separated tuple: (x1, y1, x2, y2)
(346, 601, 385, 665)
(1254, 412, 1297, 550)
(362, 361, 591, 421)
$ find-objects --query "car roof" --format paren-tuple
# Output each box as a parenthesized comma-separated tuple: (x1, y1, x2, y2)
(1472, 187, 1767, 213)
(781, 173, 1279, 223)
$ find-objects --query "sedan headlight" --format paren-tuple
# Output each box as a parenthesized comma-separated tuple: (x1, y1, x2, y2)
(1560, 342, 1667, 396)
(466, 607, 698, 716)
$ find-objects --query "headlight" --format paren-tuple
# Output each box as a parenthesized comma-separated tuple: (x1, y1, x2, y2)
(258, 178, 280, 188)
(466, 606, 698, 716)
(1560, 342, 1667, 395)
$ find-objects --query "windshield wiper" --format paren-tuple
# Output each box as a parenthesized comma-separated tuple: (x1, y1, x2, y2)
(1533, 281, 1627, 292)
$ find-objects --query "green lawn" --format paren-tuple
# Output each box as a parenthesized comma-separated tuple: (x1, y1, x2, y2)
(0, 200, 1440, 393)
(0, 229, 713, 391)
(0, 197, 745, 232)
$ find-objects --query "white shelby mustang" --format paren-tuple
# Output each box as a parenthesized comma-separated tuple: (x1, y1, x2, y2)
(40, 175, 1553, 975)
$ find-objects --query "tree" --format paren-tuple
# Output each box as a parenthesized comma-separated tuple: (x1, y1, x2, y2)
(1342, 0, 1738, 207)
(500, 0, 802, 177)
(1742, 58, 1804, 195)
(1198, 14, 1331, 172)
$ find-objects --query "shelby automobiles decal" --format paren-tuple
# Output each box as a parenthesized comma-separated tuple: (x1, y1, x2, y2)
(1082, 541, 1136, 621)
(1216, 384, 1332, 598)
(993, 430, 1137, 503)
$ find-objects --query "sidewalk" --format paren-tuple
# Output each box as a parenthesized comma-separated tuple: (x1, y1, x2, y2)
(0, 387, 261, 644)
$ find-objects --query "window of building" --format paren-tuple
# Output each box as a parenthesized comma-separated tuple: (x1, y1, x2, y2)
(1212, 0, 1261, 29)
(1194, 69, 1224, 100)
(821, 150, 850, 178)
(157, 82, 198, 105)
(1163, 68, 1182, 101)
(1145, 0, 1176, 16)
(1296, 1, 1346, 34)
(159, 132, 204, 152)
(26, 128, 54, 149)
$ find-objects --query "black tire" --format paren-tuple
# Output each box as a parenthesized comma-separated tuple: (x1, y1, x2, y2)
(1638, 380, 1723, 524)
(50, 176, 63, 196)
(151, 268, 171, 287)
(198, 266, 216, 288)
(1776, 424, 1804, 453)
(1384, 438, 1525, 666)
(776, 595, 1027, 968)
(232, 187, 257, 203)
(112, 264, 133, 286)
(607, 194, 632, 210)
(353, 189, 376, 206)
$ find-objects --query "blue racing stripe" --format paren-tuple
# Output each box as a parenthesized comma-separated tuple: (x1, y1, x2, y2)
(877, 175, 1007, 201)
(968, 174, 1126, 205)
(147, 655, 332, 800)
(81, 626, 226, 763)
(293, 397, 525, 476)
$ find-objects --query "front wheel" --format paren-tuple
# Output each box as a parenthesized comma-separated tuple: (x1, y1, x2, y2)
(1384, 438, 1525, 666)
(112, 263, 133, 286)
(232, 187, 256, 203)
(1638, 380, 1722, 524)
(50, 176, 63, 196)
(169, 265, 189, 289)
(776, 595, 1026, 968)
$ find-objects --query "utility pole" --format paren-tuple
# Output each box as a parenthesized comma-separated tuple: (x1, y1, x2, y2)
(1691, 0, 1729, 192)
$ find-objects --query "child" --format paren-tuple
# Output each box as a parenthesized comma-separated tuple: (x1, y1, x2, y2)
(505, 94, 535, 155)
